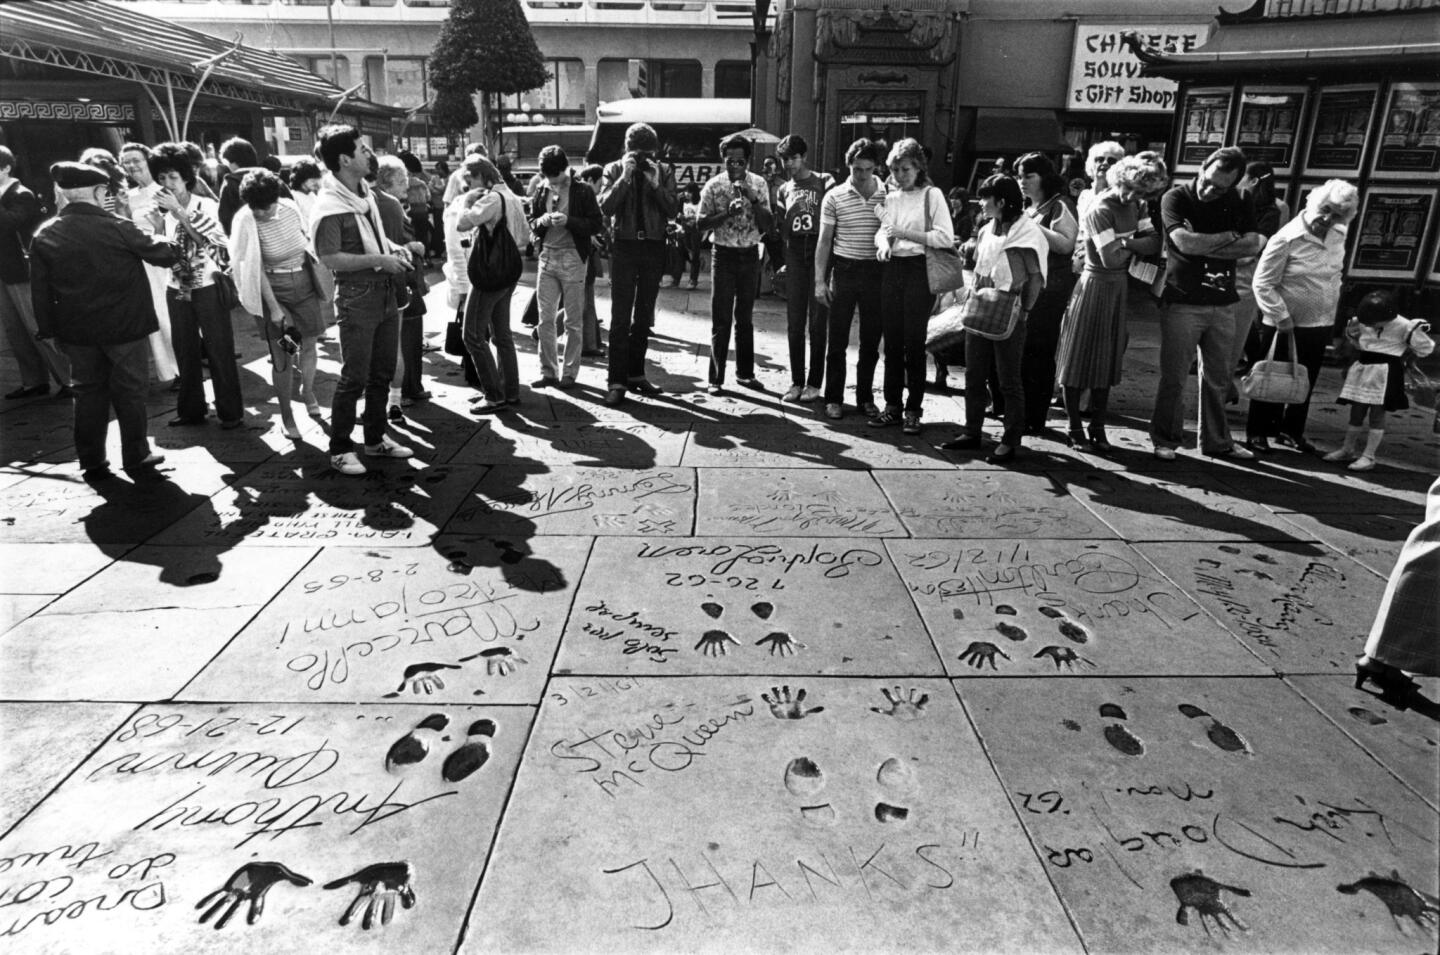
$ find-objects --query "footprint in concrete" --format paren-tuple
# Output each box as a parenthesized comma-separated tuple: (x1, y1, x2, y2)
(1100, 703, 1144, 756)
(1236, 568, 1273, 582)
(1218, 545, 1242, 555)
(995, 621, 1028, 642)
(874, 757, 917, 825)
(1178, 704, 1250, 753)
(783, 757, 835, 827)
(441, 718, 497, 783)
(1336, 871, 1440, 933)
(1252, 553, 1279, 566)
(1037, 607, 1064, 619)
(995, 605, 1017, 616)
(751, 601, 774, 620)
(1198, 558, 1222, 569)
(1346, 707, 1389, 726)
(702, 601, 724, 619)
(385, 713, 451, 772)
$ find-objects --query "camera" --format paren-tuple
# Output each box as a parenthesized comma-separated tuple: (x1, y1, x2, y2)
(279, 327, 301, 355)
(632, 152, 653, 174)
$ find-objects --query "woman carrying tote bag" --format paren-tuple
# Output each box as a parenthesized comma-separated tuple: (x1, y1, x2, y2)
(939, 174, 1047, 464)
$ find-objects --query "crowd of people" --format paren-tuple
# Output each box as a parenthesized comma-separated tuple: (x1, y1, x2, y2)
(1, 121, 1433, 483)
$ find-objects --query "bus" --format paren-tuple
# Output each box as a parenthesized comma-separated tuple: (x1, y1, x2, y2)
(500, 124, 593, 185)
(585, 98, 753, 189)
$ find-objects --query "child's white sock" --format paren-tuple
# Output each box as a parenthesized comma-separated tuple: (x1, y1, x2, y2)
(1324, 426, 1365, 462)
(1350, 429, 1385, 471)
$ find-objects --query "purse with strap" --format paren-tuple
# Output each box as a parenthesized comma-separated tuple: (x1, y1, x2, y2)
(1240, 328, 1311, 405)
(958, 274, 1022, 341)
(923, 187, 965, 296)
(467, 193, 523, 292)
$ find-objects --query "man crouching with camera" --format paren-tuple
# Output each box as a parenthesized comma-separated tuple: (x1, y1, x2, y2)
(598, 122, 679, 407)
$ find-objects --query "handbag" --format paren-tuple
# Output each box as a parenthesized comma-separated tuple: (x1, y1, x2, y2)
(958, 277, 1021, 341)
(1240, 329, 1311, 405)
(467, 194, 523, 292)
(923, 188, 966, 296)
(925, 287, 970, 355)
(1404, 359, 1437, 410)
(444, 319, 466, 356)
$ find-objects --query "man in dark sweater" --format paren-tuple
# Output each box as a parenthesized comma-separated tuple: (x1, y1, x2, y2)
(216, 137, 290, 235)
(31, 162, 179, 482)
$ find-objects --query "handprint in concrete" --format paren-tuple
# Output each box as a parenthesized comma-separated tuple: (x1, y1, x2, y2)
(762, 684, 824, 720)
(958, 641, 1010, 670)
(1337, 871, 1440, 934)
(870, 686, 929, 721)
(196, 862, 313, 929)
(1034, 645, 1095, 671)
(1170, 871, 1250, 936)
(325, 862, 417, 930)
(382, 662, 461, 698)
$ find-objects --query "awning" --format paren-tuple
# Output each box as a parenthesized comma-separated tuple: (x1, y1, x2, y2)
(0, 0, 399, 119)
(1127, 10, 1440, 79)
(972, 108, 1066, 152)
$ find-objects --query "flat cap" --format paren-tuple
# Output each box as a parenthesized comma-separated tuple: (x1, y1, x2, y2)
(50, 161, 109, 189)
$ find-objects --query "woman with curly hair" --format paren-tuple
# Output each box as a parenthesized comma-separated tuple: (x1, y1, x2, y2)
(1054, 150, 1167, 451)
(147, 141, 244, 428)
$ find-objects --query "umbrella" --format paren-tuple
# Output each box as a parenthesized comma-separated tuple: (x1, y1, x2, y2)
(734, 127, 781, 144)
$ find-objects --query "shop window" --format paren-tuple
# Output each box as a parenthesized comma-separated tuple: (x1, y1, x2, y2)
(649, 60, 702, 98)
(307, 56, 351, 88)
(839, 91, 922, 147)
(716, 61, 750, 99)
(501, 59, 586, 119)
(366, 57, 427, 111)
(341, 0, 396, 6)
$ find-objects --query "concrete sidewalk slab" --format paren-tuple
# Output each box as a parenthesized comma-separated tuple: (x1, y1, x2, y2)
(0, 702, 527, 954)
(450, 419, 688, 468)
(876, 469, 1117, 539)
(443, 466, 696, 537)
(0, 701, 136, 832)
(180, 539, 587, 705)
(695, 469, 904, 537)
(556, 537, 940, 677)
(467, 677, 1082, 954)
(888, 538, 1269, 678)
(962, 676, 1439, 955)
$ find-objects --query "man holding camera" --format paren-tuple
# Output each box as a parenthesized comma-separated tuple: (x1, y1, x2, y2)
(697, 134, 773, 395)
(598, 123, 679, 407)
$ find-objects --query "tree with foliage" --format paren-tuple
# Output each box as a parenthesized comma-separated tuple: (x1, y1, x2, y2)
(428, 0, 548, 149)
(430, 85, 479, 137)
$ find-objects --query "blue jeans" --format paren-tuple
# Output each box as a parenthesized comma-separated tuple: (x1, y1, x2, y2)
(330, 281, 399, 453)
(881, 254, 934, 414)
(964, 324, 1028, 446)
(60, 337, 152, 470)
(607, 239, 666, 388)
(463, 284, 519, 403)
(785, 236, 827, 389)
(537, 246, 586, 380)
(1151, 302, 1237, 454)
(168, 284, 242, 423)
(823, 257, 883, 406)
(709, 245, 759, 386)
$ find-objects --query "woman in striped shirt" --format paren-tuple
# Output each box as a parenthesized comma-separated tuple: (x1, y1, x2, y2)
(230, 169, 326, 440)
(148, 142, 244, 429)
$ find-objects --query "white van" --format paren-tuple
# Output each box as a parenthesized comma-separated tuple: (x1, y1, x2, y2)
(585, 98, 753, 189)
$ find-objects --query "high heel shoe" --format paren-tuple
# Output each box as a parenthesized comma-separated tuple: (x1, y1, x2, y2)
(1087, 426, 1114, 452)
(1354, 658, 1419, 695)
(1066, 429, 1094, 453)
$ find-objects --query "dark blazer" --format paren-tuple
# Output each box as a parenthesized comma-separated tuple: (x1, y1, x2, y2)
(30, 202, 178, 345)
(531, 177, 605, 262)
(0, 179, 43, 284)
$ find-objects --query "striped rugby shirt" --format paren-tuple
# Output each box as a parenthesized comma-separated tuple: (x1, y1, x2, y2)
(820, 179, 886, 261)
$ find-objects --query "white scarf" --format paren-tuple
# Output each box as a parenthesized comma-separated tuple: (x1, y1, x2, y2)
(976, 212, 1051, 288)
(229, 197, 311, 316)
(312, 173, 389, 258)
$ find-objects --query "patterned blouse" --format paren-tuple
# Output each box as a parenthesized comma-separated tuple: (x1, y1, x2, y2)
(159, 194, 226, 298)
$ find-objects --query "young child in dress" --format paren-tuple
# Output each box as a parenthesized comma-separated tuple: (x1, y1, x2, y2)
(1324, 290, 1433, 471)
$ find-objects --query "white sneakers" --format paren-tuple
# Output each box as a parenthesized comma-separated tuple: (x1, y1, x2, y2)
(364, 437, 414, 458)
(332, 438, 415, 475)
(330, 451, 366, 475)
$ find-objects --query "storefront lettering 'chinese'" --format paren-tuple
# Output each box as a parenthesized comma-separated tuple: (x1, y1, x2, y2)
(1067, 25, 1209, 113)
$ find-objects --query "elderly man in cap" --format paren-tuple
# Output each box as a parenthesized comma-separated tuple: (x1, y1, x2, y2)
(30, 162, 179, 483)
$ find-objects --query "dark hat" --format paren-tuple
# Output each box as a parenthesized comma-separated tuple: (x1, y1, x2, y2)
(50, 161, 109, 189)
